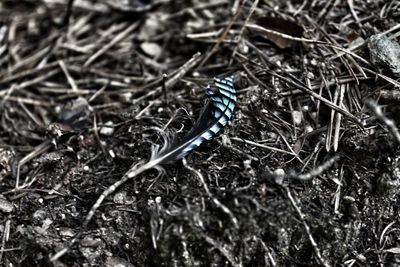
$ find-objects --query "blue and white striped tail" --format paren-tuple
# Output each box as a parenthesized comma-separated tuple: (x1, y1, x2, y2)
(206, 75, 236, 129)
(154, 75, 237, 162)
(179, 75, 237, 157)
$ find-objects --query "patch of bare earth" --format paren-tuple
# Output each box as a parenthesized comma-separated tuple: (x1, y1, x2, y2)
(0, 0, 400, 266)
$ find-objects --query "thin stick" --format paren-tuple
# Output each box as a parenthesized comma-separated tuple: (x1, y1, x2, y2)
(84, 22, 140, 67)
(15, 141, 52, 189)
(286, 155, 340, 181)
(198, 0, 245, 67)
(231, 137, 297, 156)
(132, 52, 202, 103)
(0, 219, 11, 263)
(285, 187, 331, 267)
(162, 73, 168, 103)
(246, 23, 371, 66)
(58, 60, 78, 91)
(63, 0, 75, 35)
(182, 159, 239, 228)
(265, 70, 361, 124)
(50, 160, 157, 262)
(229, 0, 258, 66)
(199, 232, 241, 267)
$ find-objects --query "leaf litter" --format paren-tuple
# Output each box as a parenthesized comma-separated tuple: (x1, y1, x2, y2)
(0, 0, 400, 266)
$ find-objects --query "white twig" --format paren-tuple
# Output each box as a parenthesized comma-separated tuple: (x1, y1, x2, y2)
(366, 99, 400, 144)
(182, 158, 239, 228)
(285, 187, 331, 267)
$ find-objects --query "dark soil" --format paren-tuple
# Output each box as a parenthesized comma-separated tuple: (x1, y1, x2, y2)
(1, 0, 400, 266)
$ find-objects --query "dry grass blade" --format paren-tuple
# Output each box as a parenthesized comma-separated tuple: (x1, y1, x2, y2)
(84, 22, 140, 67)
(182, 159, 239, 228)
(198, 0, 245, 67)
(285, 187, 331, 267)
(132, 52, 202, 103)
(333, 84, 346, 152)
(231, 137, 297, 156)
(266, 70, 361, 124)
(229, 0, 258, 65)
(15, 141, 52, 189)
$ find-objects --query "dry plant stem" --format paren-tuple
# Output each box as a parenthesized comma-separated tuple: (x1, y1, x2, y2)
(266, 70, 360, 124)
(89, 82, 108, 103)
(0, 96, 51, 106)
(6, 44, 54, 74)
(133, 52, 202, 103)
(50, 160, 158, 262)
(311, 18, 365, 84)
(246, 24, 370, 66)
(229, 0, 259, 66)
(199, 232, 241, 267)
(333, 85, 346, 151)
(58, 59, 78, 91)
(366, 100, 400, 144)
(198, 0, 245, 67)
(221, 142, 259, 161)
(15, 140, 52, 189)
(92, 114, 108, 159)
(347, 0, 366, 37)
(326, 84, 342, 152)
(0, 69, 60, 98)
(0, 55, 85, 85)
(269, 123, 304, 163)
(84, 21, 140, 67)
(167, 0, 228, 19)
(287, 155, 340, 181)
(182, 158, 239, 228)
(362, 67, 400, 88)
(257, 238, 277, 267)
(285, 187, 331, 267)
(316, 0, 336, 22)
(330, 23, 400, 60)
(230, 137, 297, 156)
(0, 218, 11, 263)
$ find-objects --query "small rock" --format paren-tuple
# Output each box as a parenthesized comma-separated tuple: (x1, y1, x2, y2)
(81, 236, 102, 247)
(113, 191, 128, 204)
(368, 34, 400, 76)
(42, 218, 53, 230)
(306, 72, 315, 80)
(33, 209, 47, 222)
(100, 121, 115, 136)
(305, 125, 314, 133)
(273, 168, 285, 185)
(140, 42, 162, 58)
(0, 149, 15, 175)
(59, 228, 75, 237)
(36, 152, 63, 164)
(0, 196, 14, 213)
(292, 110, 302, 125)
(105, 256, 135, 267)
(56, 97, 91, 132)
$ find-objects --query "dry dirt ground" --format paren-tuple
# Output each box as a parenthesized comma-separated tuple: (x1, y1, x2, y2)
(0, 0, 400, 266)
